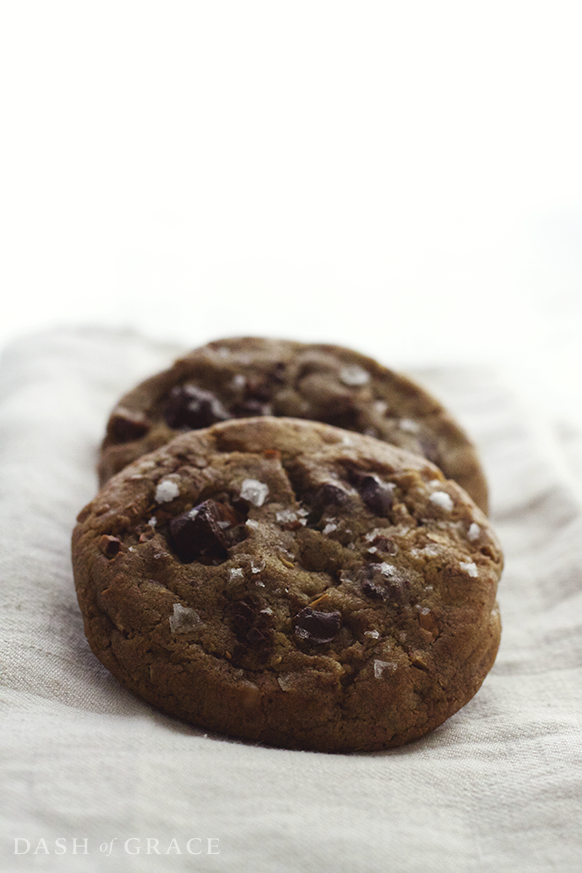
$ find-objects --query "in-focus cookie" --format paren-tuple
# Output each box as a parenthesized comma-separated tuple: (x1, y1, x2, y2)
(98, 337, 489, 513)
(75, 417, 502, 752)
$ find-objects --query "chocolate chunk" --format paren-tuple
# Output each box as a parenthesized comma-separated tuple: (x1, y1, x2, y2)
(169, 499, 243, 563)
(106, 407, 150, 443)
(232, 398, 271, 417)
(163, 385, 229, 430)
(98, 535, 121, 559)
(232, 597, 272, 649)
(305, 482, 352, 527)
(271, 362, 286, 383)
(367, 534, 398, 556)
(294, 607, 341, 644)
(322, 406, 361, 431)
(360, 564, 410, 605)
(361, 579, 385, 600)
(419, 436, 440, 465)
(312, 482, 351, 509)
(350, 471, 394, 516)
(232, 374, 278, 417)
(244, 375, 273, 402)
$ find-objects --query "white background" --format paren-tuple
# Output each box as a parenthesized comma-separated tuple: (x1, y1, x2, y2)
(1, 0, 582, 420)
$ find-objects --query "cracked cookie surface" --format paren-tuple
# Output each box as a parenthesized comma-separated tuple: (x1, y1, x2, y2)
(75, 417, 502, 752)
(98, 337, 489, 513)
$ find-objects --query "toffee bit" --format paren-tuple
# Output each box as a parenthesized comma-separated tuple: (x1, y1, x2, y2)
(98, 535, 121, 559)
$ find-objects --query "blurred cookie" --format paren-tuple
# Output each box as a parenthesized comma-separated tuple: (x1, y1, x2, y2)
(75, 417, 502, 752)
(98, 337, 489, 513)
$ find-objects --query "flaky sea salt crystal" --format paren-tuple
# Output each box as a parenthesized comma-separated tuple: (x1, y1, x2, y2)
(364, 630, 380, 639)
(374, 659, 397, 679)
(460, 561, 478, 577)
(155, 479, 180, 503)
(429, 491, 454, 512)
(169, 603, 202, 634)
(365, 527, 386, 542)
(148, 516, 157, 527)
(322, 522, 338, 535)
(379, 562, 397, 577)
(246, 519, 259, 529)
(422, 545, 439, 556)
(251, 559, 265, 574)
(399, 418, 420, 434)
(468, 523, 480, 542)
(277, 673, 294, 691)
(276, 509, 297, 524)
(340, 365, 370, 386)
(228, 567, 244, 581)
(241, 478, 269, 507)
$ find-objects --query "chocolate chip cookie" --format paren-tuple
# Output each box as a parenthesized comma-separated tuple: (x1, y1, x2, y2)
(98, 337, 489, 513)
(74, 417, 502, 752)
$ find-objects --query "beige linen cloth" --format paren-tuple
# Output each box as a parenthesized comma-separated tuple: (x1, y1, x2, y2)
(1, 328, 581, 873)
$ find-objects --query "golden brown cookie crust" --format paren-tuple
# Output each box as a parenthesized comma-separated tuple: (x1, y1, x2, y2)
(98, 337, 489, 513)
(75, 417, 502, 752)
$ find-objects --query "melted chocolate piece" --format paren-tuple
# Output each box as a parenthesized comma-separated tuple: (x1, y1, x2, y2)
(361, 578, 385, 600)
(107, 408, 150, 443)
(305, 482, 352, 527)
(367, 534, 398, 556)
(232, 373, 279, 417)
(293, 607, 342, 644)
(360, 564, 410, 605)
(244, 375, 272, 402)
(349, 471, 394, 516)
(271, 362, 286, 384)
(231, 597, 272, 650)
(169, 499, 243, 563)
(163, 385, 229, 430)
(419, 435, 440, 465)
(232, 398, 271, 417)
